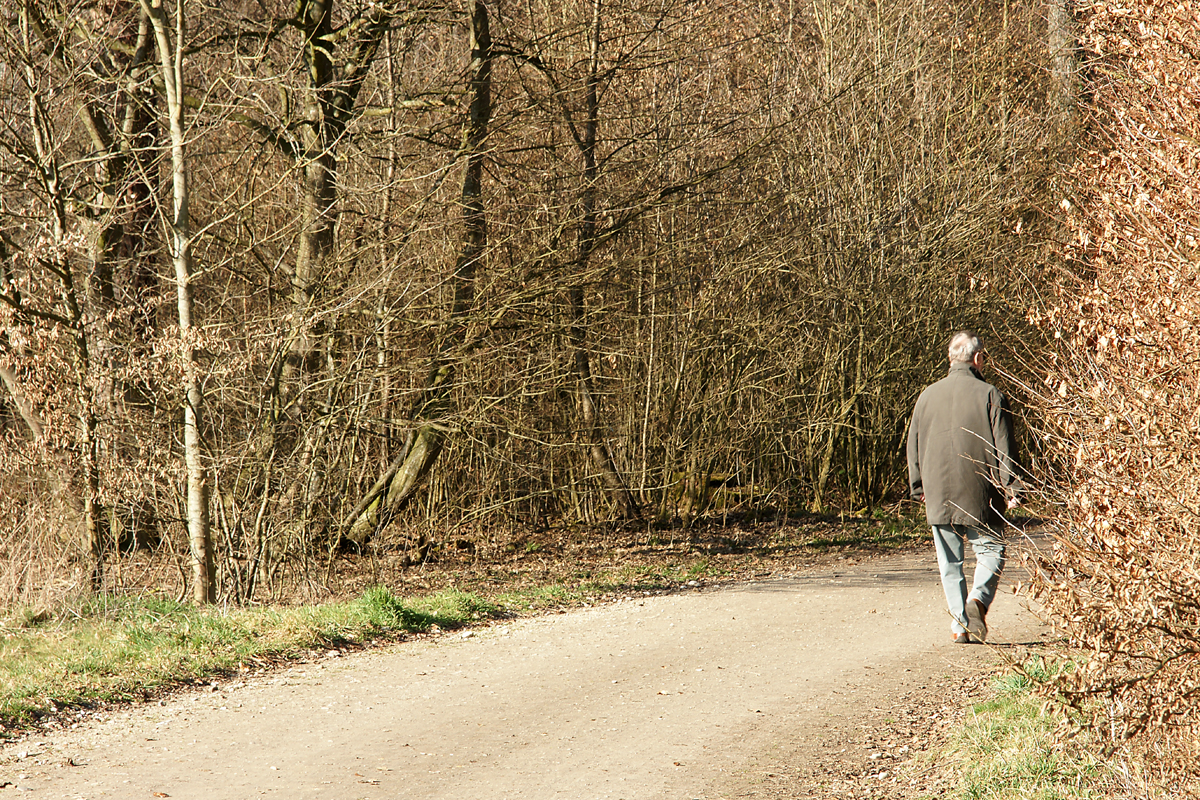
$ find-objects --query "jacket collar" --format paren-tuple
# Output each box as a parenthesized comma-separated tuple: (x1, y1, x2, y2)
(949, 362, 983, 380)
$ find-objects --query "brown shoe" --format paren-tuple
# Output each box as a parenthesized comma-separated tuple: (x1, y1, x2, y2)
(953, 632, 972, 644)
(966, 599, 988, 643)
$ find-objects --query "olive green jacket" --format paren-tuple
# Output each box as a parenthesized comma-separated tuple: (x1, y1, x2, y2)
(906, 363, 1020, 527)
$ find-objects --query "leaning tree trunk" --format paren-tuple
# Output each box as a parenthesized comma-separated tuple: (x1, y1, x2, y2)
(346, 1, 492, 545)
(142, 0, 212, 603)
(567, 0, 640, 521)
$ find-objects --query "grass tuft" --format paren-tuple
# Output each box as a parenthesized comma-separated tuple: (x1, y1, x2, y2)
(357, 585, 435, 632)
(931, 659, 1102, 800)
(410, 589, 499, 623)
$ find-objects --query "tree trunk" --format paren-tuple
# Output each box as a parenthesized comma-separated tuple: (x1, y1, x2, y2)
(346, 1, 492, 545)
(286, 0, 338, 383)
(277, 0, 390, 404)
(0, 363, 43, 442)
(1048, 0, 1077, 137)
(142, 0, 213, 603)
(569, 0, 639, 521)
(266, 1, 392, 539)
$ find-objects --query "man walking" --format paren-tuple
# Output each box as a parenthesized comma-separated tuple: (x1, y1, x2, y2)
(907, 331, 1021, 644)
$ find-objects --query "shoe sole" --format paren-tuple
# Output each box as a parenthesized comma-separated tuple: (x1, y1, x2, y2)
(966, 600, 988, 643)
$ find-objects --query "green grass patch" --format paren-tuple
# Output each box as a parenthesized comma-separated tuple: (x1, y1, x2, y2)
(0, 586, 500, 731)
(408, 588, 499, 623)
(932, 659, 1101, 800)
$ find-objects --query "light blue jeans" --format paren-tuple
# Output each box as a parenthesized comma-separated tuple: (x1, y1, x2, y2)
(932, 524, 1006, 635)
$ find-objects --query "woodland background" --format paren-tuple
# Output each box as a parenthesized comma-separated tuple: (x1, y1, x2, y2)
(1, 0, 1198, 791)
(0, 0, 1062, 601)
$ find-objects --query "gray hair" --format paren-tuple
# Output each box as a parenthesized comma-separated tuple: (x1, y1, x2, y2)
(948, 331, 983, 364)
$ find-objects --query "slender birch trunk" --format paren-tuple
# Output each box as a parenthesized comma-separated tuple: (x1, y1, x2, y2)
(141, 0, 212, 603)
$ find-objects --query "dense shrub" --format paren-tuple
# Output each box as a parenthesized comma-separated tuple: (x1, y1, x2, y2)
(1028, 0, 1200, 790)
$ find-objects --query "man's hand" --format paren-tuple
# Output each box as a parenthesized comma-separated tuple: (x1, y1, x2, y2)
(1006, 495, 1022, 510)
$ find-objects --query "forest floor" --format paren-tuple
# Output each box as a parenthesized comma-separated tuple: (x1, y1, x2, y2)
(0, 514, 1055, 799)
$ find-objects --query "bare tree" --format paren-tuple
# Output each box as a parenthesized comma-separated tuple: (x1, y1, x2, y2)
(138, 0, 212, 602)
(566, 0, 640, 520)
(346, 0, 492, 545)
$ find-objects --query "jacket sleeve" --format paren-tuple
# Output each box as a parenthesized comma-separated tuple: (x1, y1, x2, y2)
(906, 400, 923, 499)
(990, 391, 1022, 500)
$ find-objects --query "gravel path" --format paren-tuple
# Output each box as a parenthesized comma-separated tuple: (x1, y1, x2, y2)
(0, 542, 1050, 799)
